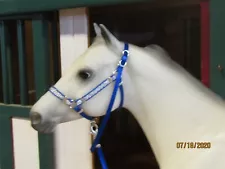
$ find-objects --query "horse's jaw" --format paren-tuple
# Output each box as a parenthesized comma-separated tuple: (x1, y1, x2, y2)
(124, 44, 225, 169)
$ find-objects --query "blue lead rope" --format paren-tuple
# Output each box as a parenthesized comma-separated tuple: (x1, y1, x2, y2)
(48, 43, 129, 169)
(97, 146, 108, 169)
(91, 43, 128, 169)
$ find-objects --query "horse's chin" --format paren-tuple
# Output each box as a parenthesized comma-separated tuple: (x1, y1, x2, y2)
(31, 122, 57, 134)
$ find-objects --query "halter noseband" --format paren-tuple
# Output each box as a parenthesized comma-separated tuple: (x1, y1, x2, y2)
(49, 43, 129, 169)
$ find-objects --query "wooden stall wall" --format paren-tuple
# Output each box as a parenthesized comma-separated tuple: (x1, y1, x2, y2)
(0, 16, 61, 105)
(0, 13, 60, 169)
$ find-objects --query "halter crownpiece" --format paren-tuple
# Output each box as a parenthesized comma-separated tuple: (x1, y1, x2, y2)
(49, 43, 129, 169)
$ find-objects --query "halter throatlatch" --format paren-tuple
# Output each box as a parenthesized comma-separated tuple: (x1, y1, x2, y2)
(49, 43, 129, 169)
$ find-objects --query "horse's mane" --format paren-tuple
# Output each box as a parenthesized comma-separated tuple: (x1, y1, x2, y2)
(136, 43, 225, 105)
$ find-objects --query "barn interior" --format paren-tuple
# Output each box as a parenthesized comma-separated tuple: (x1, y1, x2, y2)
(0, 0, 205, 168)
(0, 13, 61, 105)
(89, 0, 202, 168)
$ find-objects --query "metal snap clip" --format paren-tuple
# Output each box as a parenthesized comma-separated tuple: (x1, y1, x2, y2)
(90, 120, 98, 136)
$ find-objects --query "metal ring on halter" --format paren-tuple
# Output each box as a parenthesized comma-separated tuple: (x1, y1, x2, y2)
(69, 102, 77, 109)
(96, 144, 101, 148)
(63, 96, 72, 106)
(112, 69, 117, 74)
(90, 121, 98, 135)
(118, 60, 127, 67)
(70, 98, 84, 109)
(107, 76, 113, 83)
(122, 49, 130, 56)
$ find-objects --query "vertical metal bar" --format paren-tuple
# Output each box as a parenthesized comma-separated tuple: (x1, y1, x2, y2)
(51, 12, 61, 83)
(0, 114, 14, 169)
(17, 20, 28, 105)
(32, 16, 55, 169)
(0, 21, 9, 103)
(38, 134, 55, 169)
(32, 17, 51, 99)
(0, 21, 14, 104)
(6, 29, 14, 104)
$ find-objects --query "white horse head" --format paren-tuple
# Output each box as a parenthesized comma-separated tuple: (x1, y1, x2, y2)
(30, 23, 225, 169)
(30, 23, 134, 133)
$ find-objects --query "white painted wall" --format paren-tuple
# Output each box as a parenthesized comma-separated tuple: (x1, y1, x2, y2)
(12, 118, 40, 169)
(55, 8, 93, 169)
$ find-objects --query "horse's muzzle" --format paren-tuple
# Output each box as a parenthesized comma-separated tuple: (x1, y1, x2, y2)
(30, 111, 55, 133)
(30, 112, 42, 126)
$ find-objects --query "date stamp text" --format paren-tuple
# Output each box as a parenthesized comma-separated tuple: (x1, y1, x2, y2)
(176, 142, 211, 149)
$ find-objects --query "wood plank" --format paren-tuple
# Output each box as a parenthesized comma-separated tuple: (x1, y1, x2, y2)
(0, 0, 150, 15)
(90, 0, 201, 15)
(55, 8, 93, 169)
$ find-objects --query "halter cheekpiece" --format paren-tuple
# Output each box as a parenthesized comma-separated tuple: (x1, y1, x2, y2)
(49, 43, 129, 169)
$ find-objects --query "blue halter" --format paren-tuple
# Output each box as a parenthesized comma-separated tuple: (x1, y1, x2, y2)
(48, 43, 129, 169)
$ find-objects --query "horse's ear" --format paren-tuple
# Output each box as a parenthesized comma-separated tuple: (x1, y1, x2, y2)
(99, 24, 123, 53)
(93, 23, 102, 37)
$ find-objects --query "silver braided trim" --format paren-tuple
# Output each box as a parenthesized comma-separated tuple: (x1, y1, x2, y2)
(49, 87, 76, 108)
(49, 87, 65, 100)
(49, 72, 117, 109)
(82, 74, 116, 102)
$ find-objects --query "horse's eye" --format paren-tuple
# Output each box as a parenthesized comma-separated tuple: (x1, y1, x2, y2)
(77, 69, 93, 80)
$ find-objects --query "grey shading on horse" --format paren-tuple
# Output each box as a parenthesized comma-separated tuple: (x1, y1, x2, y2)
(30, 23, 225, 169)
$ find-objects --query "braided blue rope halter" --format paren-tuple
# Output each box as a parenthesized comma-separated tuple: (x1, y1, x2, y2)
(49, 43, 129, 169)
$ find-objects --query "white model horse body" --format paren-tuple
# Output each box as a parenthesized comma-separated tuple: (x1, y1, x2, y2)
(30, 23, 225, 169)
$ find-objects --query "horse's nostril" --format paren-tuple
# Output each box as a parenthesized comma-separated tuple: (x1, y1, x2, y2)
(30, 112, 42, 125)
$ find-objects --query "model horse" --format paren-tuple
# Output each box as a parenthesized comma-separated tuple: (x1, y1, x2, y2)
(30, 23, 225, 169)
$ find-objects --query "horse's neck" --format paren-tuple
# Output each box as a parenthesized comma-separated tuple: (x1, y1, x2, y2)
(124, 45, 225, 166)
